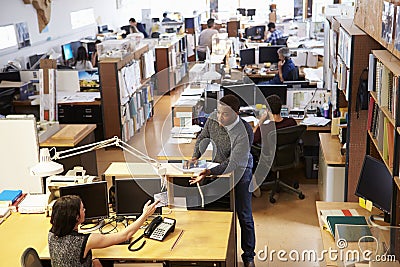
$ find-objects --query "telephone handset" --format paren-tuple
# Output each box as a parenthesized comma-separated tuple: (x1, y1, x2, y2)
(144, 216, 176, 241)
(128, 216, 176, 251)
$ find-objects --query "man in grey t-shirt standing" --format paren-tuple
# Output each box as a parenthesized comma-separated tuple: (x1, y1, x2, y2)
(197, 18, 219, 61)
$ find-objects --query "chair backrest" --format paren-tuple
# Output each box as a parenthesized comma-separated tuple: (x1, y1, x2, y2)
(21, 247, 43, 267)
(267, 124, 306, 171)
(0, 88, 15, 116)
(286, 66, 299, 81)
(276, 36, 289, 45)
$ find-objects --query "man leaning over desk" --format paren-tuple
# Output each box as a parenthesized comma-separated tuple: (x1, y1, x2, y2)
(187, 95, 256, 267)
(264, 22, 283, 45)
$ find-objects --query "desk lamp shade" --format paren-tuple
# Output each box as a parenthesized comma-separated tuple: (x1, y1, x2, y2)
(30, 148, 64, 176)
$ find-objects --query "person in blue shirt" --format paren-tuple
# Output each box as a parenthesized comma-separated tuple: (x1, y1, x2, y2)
(129, 18, 149, 38)
(265, 22, 283, 45)
(261, 47, 296, 85)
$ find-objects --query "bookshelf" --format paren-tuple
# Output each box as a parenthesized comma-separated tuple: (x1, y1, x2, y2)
(154, 35, 188, 95)
(99, 44, 155, 141)
(354, 0, 400, 229)
(326, 17, 381, 203)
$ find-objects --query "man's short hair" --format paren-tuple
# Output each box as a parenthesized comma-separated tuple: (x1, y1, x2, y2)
(219, 95, 240, 113)
(267, 22, 276, 30)
(266, 95, 282, 115)
(163, 12, 167, 18)
(129, 18, 136, 23)
(207, 18, 215, 28)
(278, 47, 291, 58)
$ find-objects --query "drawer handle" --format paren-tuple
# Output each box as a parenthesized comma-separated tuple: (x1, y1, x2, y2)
(85, 109, 92, 113)
(84, 115, 93, 118)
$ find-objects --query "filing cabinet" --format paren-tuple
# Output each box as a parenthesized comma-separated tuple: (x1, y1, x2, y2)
(57, 103, 103, 141)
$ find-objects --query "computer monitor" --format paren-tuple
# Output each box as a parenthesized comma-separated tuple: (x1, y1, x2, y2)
(355, 155, 393, 223)
(0, 71, 20, 83)
(245, 25, 265, 40)
(115, 178, 162, 217)
(61, 43, 74, 61)
(70, 41, 82, 59)
(98, 25, 108, 34)
(28, 54, 45, 69)
(256, 84, 288, 105)
(239, 48, 255, 66)
(259, 45, 285, 64)
(222, 84, 255, 107)
(59, 181, 109, 222)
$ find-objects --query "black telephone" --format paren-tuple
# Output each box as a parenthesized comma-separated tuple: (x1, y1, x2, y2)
(128, 216, 176, 252)
(144, 216, 176, 241)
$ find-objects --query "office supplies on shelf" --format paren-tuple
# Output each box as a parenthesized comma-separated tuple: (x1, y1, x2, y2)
(320, 209, 359, 227)
(170, 229, 184, 250)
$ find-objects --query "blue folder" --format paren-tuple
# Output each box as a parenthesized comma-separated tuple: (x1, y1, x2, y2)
(0, 190, 23, 203)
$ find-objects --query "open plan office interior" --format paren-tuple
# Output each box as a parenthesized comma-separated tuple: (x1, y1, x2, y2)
(1, 0, 400, 266)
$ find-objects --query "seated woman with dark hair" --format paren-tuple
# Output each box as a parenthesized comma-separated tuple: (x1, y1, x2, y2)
(48, 195, 158, 267)
(75, 46, 94, 70)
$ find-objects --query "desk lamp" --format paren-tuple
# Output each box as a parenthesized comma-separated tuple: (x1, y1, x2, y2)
(30, 136, 167, 179)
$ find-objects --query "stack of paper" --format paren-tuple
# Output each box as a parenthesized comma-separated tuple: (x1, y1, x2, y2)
(0, 207, 11, 225)
(18, 194, 48, 214)
(301, 117, 331, 126)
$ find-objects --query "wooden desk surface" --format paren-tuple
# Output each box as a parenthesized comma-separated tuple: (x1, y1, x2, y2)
(315, 201, 377, 267)
(33, 210, 234, 262)
(157, 139, 213, 161)
(40, 124, 96, 147)
(13, 100, 102, 106)
(319, 133, 346, 166)
(0, 213, 50, 267)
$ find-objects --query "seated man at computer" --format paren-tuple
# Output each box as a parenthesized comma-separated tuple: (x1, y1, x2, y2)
(253, 94, 296, 146)
(129, 18, 149, 38)
(265, 22, 283, 45)
(261, 47, 296, 85)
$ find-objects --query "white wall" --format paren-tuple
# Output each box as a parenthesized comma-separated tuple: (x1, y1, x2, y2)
(0, 0, 208, 68)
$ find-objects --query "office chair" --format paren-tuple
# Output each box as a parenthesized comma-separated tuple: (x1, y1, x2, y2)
(20, 247, 43, 267)
(276, 36, 289, 46)
(253, 124, 306, 203)
(286, 66, 299, 81)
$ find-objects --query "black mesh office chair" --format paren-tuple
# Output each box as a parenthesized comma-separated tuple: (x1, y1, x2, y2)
(21, 247, 43, 267)
(276, 36, 289, 46)
(253, 125, 306, 203)
(0, 88, 16, 116)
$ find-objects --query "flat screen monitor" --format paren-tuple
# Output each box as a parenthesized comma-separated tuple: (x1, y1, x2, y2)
(259, 45, 285, 64)
(59, 181, 109, 222)
(62, 43, 74, 61)
(256, 84, 288, 105)
(239, 48, 255, 66)
(115, 178, 162, 217)
(70, 41, 82, 59)
(222, 83, 255, 107)
(355, 155, 393, 221)
(0, 71, 20, 83)
(245, 25, 265, 40)
(237, 8, 246, 16)
(29, 54, 45, 69)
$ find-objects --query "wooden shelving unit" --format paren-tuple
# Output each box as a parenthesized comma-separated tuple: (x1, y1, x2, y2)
(99, 44, 154, 141)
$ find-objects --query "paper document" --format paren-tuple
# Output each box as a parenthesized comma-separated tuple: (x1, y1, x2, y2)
(171, 125, 202, 134)
(301, 117, 330, 126)
(18, 194, 48, 214)
(179, 160, 220, 173)
(168, 137, 192, 144)
(241, 116, 259, 126)
(57, 92, 100, 103)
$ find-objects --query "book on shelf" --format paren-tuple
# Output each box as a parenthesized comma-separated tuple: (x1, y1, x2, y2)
(320, 209, 359, 229)
(326, 216, 371, 241)
(0, 207, 11, 225)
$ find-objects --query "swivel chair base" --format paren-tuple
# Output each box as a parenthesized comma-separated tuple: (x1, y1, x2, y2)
(263, 171, 305, 203)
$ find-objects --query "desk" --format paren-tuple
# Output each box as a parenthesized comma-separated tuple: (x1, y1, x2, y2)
(157, 139, 213, 161)
(103, 162, 234, 212)
(316, 201, 377, 267)
(40, 124, 98, 176)
(318, 133, 346, 201)
(0, 211, 235, 266)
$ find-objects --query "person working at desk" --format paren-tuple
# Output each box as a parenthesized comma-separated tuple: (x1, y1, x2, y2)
(162, 12, 175, 22)
(48, 195, 159, 267)
(261, 47, 296, 85)
(187, 95, 256, 267)
(129, 18, 149, 38)
(75, 46, 94, 70)
(197, 18, 219, 61)
(264, 22, 283, 45)
(252, 95, 296, 197)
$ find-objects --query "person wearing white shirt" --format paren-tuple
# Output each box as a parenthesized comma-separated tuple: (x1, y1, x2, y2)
(75, 46, 94, 70)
